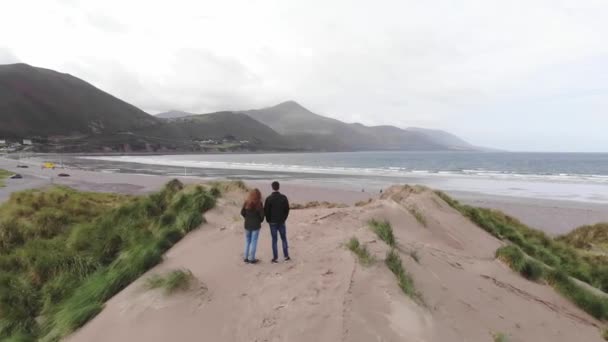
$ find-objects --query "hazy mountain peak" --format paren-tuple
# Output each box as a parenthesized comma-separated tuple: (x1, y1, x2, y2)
(271, 100, 310, 113)
(155, 110, 196, 119)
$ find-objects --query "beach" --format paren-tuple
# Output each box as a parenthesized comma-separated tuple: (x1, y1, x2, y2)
(2, 156, 607, 235)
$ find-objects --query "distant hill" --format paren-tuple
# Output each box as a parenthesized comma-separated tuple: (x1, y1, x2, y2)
(139, 112, 289, 148)
(155, 110, 196, 119)
(0, 63, 158, 138)
(0, 63, 480, 152)
(242, 101, 474, 151)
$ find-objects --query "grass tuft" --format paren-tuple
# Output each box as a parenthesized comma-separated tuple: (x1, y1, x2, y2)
(407, 206, 427, 227)
(369, 219, 396, 247)
(493, 332, 509, 342)
(602, 327, 608, 341)
(385, 249, 422, 303)
(346, 237, 375, 266)
(0, 168, 12, 188)
(145, 269, 195, 294)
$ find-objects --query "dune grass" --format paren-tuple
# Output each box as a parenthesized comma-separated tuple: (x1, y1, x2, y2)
(435, 191, 608, 292)
(369, 219, 396, 247)
(0, 180, 218, 341)
(0, 168, 13, 187)
(557, 223, 608, 254)
(493, 332, 509, 342)
(437, 190, 608, 324)
(346, 237, 375, 266)
(145, 269, 195, 294)
(602, 327, 608, 341)
(407, 206, 427, 227)
(385, 249, 422, 302)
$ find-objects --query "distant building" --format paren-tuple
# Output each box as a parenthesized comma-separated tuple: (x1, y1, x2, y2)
(0, 140, 6, 145)
(23, 139, 33, 145)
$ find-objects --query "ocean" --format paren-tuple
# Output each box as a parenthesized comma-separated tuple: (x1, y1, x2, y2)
(75, 151, 608, 204)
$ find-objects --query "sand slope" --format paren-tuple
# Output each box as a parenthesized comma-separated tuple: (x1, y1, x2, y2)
(66, 186, 604, 342)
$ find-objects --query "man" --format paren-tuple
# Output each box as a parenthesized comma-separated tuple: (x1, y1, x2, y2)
(264, 181, 290, 263)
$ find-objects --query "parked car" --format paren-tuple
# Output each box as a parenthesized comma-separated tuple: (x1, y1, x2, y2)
(10, 174, 23, 179)
(57, 173, 70, 177)
(16, 165, 29, 168)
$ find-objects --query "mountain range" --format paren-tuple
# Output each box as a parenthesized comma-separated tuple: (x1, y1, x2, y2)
(0, 63, 479, 152)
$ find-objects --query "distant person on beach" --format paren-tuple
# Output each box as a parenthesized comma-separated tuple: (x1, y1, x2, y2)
(241, 188, 264, 264)
(264, 181, 290, 263)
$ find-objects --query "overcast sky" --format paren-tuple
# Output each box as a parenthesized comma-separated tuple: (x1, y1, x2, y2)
(1, 0, 607, 151)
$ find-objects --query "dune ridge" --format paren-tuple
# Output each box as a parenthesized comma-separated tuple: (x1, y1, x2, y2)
(66, 184, 605, 342)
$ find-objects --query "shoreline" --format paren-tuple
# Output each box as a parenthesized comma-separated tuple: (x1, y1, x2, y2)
(1, 156, 607, 235)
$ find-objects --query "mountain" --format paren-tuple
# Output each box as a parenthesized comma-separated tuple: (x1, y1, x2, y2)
(0, 63, 158, 138)
(242, 101, 473, 151)
(139, 112, 289, 148)
(155, 110, 195, 119)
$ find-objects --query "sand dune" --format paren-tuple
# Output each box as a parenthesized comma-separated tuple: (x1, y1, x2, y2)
(66, 185, 605, 342)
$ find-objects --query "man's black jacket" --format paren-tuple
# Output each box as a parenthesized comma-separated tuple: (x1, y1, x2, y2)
(264, 191, 290, 224)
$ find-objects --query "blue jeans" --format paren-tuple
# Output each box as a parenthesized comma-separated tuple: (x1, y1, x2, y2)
(270, 224, 289, 260)
(244, 229, 260, 261)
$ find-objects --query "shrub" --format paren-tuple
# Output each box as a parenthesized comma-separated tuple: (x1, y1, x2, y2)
(369, 219, 396, 247)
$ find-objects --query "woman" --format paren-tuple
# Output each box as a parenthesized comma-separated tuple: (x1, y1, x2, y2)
(241, 188, 264, 264)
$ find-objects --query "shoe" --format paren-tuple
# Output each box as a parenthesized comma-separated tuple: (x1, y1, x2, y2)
(244, 259, 250, 263)
(249, 259, 259, 264)
(271, 258, 278, 263)
(285, 256, 291, 261)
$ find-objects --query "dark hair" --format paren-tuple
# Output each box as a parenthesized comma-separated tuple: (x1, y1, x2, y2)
(271, 181, 280, 191)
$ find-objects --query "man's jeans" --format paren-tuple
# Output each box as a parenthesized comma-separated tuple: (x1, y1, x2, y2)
(269, 223, 289, 260)
(244, 229, 260, 261)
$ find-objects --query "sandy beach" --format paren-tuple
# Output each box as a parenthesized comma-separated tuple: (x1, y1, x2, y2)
(2, 156, 606, 235)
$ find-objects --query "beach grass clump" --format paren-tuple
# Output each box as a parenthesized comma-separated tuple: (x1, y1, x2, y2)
(385, 249, 422, 302)
(496, 246, 544, 281)
(145, 269, 195, 294)
(0, 168, 12, 187)
(407, 206, 427, 227)
(602, 327, 608, 341)
(557, 223, 608, 252)
(0, 180, 219, 341)
(346, 237, 375, 266)
(493, 332, 509, 342)
(369, 219, 396, 248)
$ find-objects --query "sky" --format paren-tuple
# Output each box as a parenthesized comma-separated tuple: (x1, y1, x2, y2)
(1, 0, 607, 152)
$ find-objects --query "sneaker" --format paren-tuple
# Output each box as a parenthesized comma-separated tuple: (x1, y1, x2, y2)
(249, 259, 259, 264)
(285, 256, 291, 262)
(271, 258, 278, 263)
(244, 258, 250, 263)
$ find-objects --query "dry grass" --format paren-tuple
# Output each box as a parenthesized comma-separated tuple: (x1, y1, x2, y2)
(407, 205, 427, 227)
(145, 269, 195, 294)
(346, 237, 375, 266)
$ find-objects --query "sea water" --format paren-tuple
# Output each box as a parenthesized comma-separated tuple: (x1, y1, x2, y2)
(79, 151, 608, 203)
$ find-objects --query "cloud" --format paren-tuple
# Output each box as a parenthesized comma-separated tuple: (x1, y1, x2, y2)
(1, 0, 607, 151)
(0, 48, 19, 64)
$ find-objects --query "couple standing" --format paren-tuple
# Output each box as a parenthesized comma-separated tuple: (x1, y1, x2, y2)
(241, 181, 290, 264)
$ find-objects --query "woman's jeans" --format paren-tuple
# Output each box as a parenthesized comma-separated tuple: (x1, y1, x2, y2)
(244, 229, 260, 261)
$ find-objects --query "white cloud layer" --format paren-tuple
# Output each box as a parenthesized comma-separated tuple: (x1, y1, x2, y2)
(1, 0, 607, 151)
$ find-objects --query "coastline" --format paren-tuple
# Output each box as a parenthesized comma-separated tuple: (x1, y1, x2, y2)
(1, 156, 607, 235)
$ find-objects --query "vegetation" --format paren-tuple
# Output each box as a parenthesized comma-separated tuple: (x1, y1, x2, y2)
(493, 332, 509, 342)
(407, 206, 427, 227)
(385, 249, 421, 302)
(0, 168, 12, 187)
(346, 237, 375, 266)
(0, 180, 218, 341)
(435, 191, 608, 292)
(557, 223, 608, 253)
(369, 219, 396, 248)
(602, 327, 608, 341)
(436, 191, 608, 324)
(145, 269, 195, 294)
